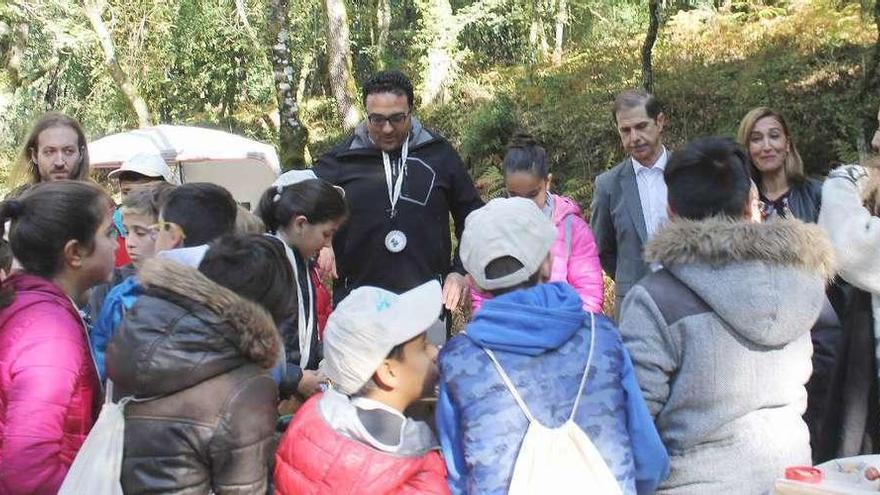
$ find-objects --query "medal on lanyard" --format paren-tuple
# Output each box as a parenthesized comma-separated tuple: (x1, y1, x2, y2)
(383, 135, 409, 253)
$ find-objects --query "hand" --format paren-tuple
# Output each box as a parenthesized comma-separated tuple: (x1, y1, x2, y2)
(297, 370, 326, 398)
(442, 272, 468, 311)
(317, 246, 338, 280)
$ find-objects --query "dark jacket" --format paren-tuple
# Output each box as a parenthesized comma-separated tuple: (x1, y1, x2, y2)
(313, 118, 483, 304)
(815, 287, 879, 462)
(84, 263, 136, 322)
(106, 259, 281, 495)
(760, 177, 823, 223)
(278, 247, 322, 399)
(590, 157, 653, 310)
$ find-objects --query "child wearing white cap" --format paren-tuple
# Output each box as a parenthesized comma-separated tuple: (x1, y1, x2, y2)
(273, 281, 450, 495)
(436, 197, 669, 495)
(107, 153, 177, 268)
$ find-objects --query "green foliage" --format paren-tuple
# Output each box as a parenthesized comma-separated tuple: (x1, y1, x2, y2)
(0, 0, 876, 208)
(421, 0, 877, 208)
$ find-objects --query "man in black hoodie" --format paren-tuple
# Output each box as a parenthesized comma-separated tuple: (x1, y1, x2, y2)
(314, 70, 483, 315)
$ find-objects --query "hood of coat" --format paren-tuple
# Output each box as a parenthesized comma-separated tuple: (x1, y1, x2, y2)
(550, 194, 582, 226)
(644, 217, 836, 346)
(108, 258, 281, 397)
(349, 116, 435, 152)
(466, 282, 586, 356)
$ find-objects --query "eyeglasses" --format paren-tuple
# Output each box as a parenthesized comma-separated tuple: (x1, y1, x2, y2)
(148, 220, 186, 240)
(367, 112, 410, 127)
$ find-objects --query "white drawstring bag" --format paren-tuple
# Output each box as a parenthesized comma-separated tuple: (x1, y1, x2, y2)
(483, 313, 624, 495)
(58, 381, 130, 495)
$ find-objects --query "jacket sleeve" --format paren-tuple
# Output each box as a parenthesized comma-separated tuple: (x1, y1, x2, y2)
(565, 215, 605, 313)
(436, 377, 467, 495)
(209, 374, 278, 495)
(618, 284, 678, 418)
(0, 314, 91, 495)
(590, 173, 618, 280)
(619, 338, 670, 494)
(446, 147, 484, 275)
(396, 451, 452, 495)
(819, 167, 880, 293)
(277, 315, 305, 399)
(91, 277, 138, 384)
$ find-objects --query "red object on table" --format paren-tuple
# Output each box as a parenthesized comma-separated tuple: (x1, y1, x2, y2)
(785, 466, 824, 484)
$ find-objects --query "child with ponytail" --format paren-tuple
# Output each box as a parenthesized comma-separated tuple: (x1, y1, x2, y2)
(258, 170, 348, 406)
(471, 132, 604, 313)
(0, 180, 117, 494)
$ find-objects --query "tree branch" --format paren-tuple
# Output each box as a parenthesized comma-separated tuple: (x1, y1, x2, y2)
(81, 0, 151, 127)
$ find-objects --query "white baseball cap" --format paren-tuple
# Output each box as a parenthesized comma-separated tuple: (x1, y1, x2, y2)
(321, 280, 442, 395)
(272, 169, 318, 188)
(109, 153, 177, 184)
(460, 197, 557, 291)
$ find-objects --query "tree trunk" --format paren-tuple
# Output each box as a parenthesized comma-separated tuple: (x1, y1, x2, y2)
(375, 0, 391, 69)
(641, 0, 661, 93)
(416, 0, 503, 106)
(859, 0, 880, 157)
(82, 0, 151, 127)
(296, 49, 315, 104)
(323, 0, 362, 131)
(267, 0, 309, 169)
(3, 22, 28, 88)
(552, 0, 566, 65)
(417, 0, 456, 106)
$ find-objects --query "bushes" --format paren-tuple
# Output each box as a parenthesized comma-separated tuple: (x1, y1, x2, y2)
(421, 0, 877, 208)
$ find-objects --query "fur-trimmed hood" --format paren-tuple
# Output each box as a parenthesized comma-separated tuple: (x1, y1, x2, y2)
(643, 217, 836, 346)
(106, 258, 282, 398)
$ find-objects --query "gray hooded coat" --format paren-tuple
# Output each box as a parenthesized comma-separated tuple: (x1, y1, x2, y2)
(619, 217, 835, 494)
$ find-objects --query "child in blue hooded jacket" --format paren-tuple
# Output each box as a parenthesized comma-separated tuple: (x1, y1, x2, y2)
(436, 197, 668, 495)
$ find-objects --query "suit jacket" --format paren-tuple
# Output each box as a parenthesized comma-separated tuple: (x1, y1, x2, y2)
(590, 157, 651, 310)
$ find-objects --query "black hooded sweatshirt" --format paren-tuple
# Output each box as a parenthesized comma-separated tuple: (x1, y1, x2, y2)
(314, 118, 484, 304)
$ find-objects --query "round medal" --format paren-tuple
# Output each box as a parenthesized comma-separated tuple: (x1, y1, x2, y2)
(385, 230, 407, 253)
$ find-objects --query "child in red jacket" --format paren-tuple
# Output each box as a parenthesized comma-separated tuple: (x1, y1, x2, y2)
(273, 281, 450, 495)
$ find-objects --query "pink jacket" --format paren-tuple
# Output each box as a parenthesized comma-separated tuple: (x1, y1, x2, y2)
(471, 194, 604, 313)
(0, 273, 99, 495)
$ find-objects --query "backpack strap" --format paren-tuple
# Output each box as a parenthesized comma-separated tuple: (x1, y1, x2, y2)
(568, 312, 596, 421)
(483, 347, 537, 423)
(482, 312, 597, 425)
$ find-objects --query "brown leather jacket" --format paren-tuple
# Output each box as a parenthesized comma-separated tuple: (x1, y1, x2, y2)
(106, 259, 282, 494)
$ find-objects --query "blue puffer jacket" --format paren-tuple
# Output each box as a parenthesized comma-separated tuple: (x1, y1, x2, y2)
(436, 282, 668, 495)
(91, 275, 143, 383)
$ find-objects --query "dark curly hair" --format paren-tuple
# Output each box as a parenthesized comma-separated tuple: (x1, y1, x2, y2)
(362, 70, 415, 109)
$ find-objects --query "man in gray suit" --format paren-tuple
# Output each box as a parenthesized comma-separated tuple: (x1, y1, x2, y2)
(590, 89, 669, 314)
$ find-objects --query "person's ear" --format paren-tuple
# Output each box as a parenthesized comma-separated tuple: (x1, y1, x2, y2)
(63, 239, 86, 269)
(372, 359, 400, 391)
(29, 148, 38, 166)
(169, 228, 185, 249)
(290, 215, 309, 235)
(546, 173, 554, 192)
(655, 112, 667, 133)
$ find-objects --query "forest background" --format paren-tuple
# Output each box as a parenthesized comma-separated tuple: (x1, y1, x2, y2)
(1, 0, 879, 206)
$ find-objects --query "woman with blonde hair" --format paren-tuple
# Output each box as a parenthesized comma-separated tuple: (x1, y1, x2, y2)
(737, 107, 822, 222)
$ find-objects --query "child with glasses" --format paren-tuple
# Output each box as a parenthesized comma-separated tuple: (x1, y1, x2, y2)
(90, 183, 238, 384)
